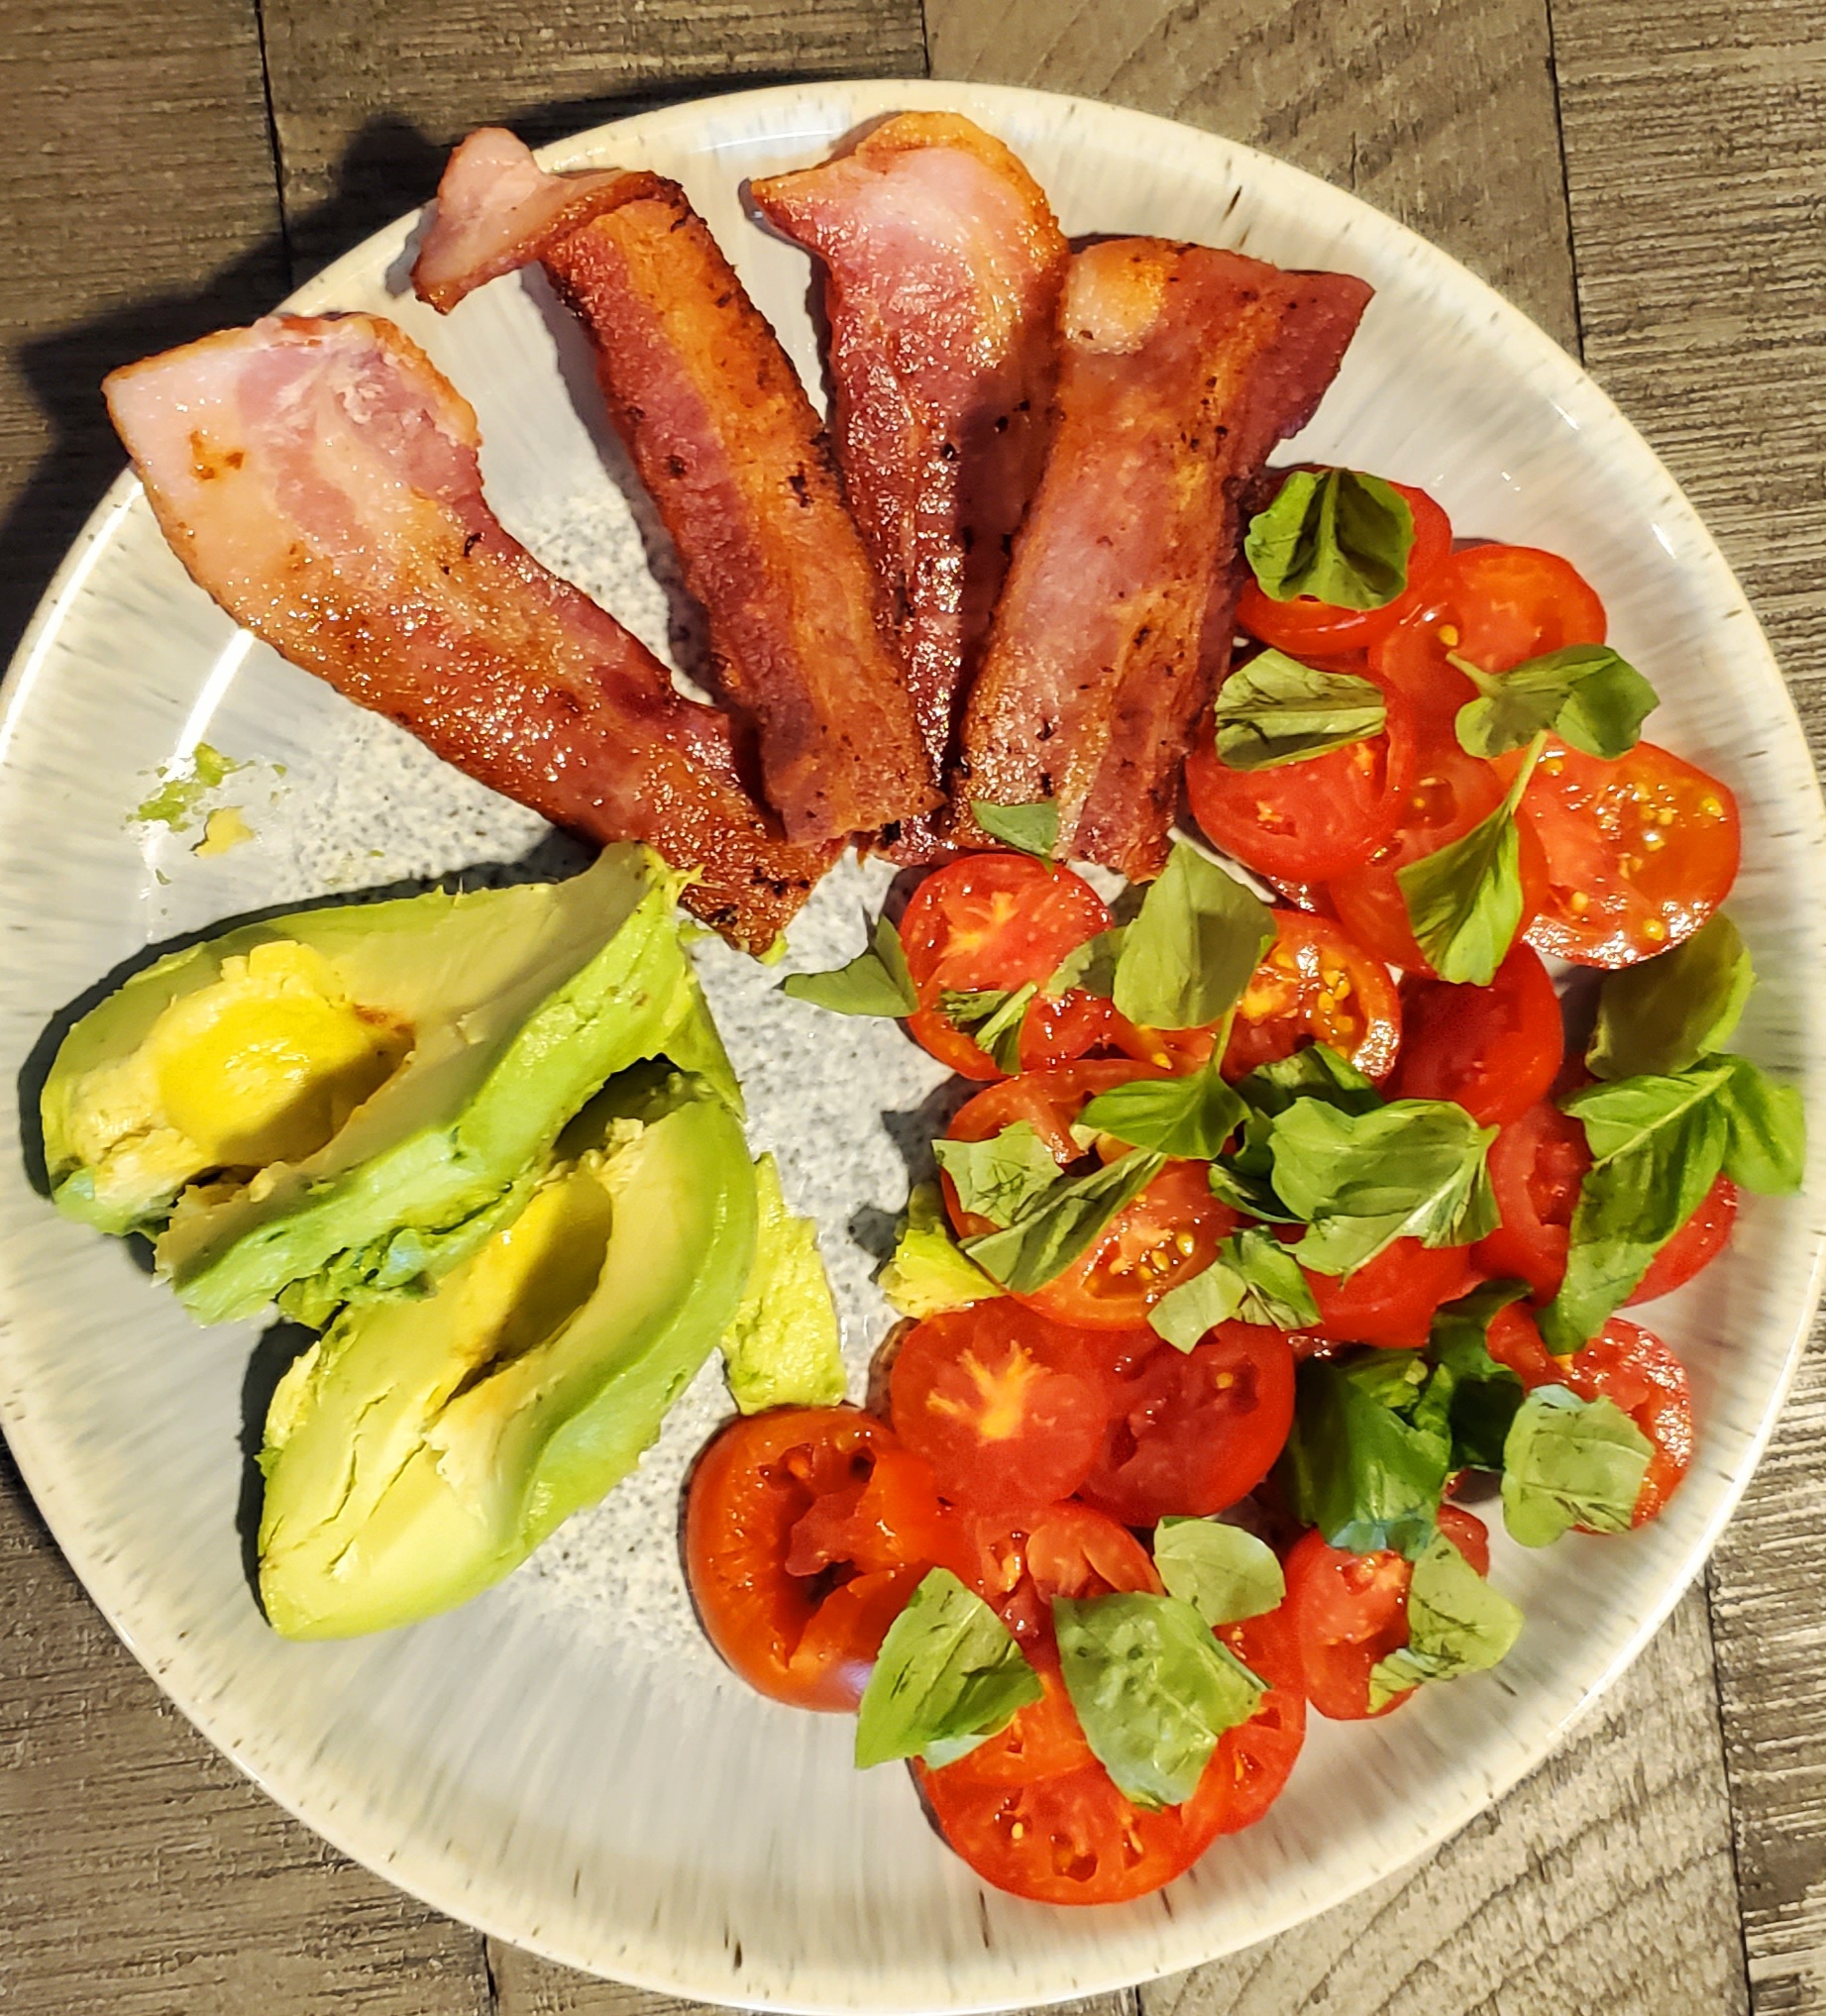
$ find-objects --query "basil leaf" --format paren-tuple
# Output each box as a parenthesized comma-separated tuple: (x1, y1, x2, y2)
(1717, 1053, 1806, 1195)
(1243, 468, 1415, 611)
(1207, 1114, 1297, 1222)
(1588, 912, 1755, 1081)
(1426, 1279, 1533, 1471)
(1076, 1056, 1244, 1159)
(1053, 1592, 1264, 1809)
(1236, 1042, 1381, 1118)
(931, 1122, 1063, 1230)
(1148, 1225, 1319, 1350)
(1045, 926, 1127, 1001)
(1154, 1519, 1286, 1628)
(971, 797, 1059, 862)
(1114, 842, 1276, 1031)
(1365, 1526, 1523, 1710)
(1454, 645, 1658, 762)
(1211, 651, 1387, 771)
(1147, 1255, 1243, 1350)
(1501, 1387, 1653, 1546)
(855, 1568, 1042, 1767)
(1397, 736, 1544, 985)
(964, 1150, 1167, 1295)
(1270, 1098, 1498, 1277)
(782, 912, 917, 1017)
(879, 1182, 1005, 1319)
(1277, 1350, 1454, 1558)
(939, 983, 1037, 1074)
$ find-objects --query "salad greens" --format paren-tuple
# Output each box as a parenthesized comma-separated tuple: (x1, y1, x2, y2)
(970, 798, 1060, 862)
(1452, 644, 1657, 762)
(1366, 1526, 1524, 1710)
(1210, 653, 1387, 771)
(1112, 842, 1275, 1031)
(1153, 1519, 1285, 1627)
(781, 913, 917, 1017)
(932, 1122, 1062, 1230)
(1243, 468, 1415, 610)
(1501, 1388, 1655, 1546)
(855, 1569, 1042, 1768)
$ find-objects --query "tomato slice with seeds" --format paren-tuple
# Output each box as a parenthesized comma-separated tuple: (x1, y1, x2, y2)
(1564, 1319, 1693, 1525)
(1390, 943, 1564, 1126)
(962, 1500, 1161, 1654)
(1208, 1603, 1308, 1837)
(1512, 740, 1742, 968)
(1472, 1097, 1590, 1302)
(899, 854, 1112, 1080)
(1221, 909, 1403, 1083)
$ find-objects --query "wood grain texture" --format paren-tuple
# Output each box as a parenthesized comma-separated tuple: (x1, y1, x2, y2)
(923, 0, 1579, 350)
(1546, 5, 1826, 2006)
(257, 0, 926, 278)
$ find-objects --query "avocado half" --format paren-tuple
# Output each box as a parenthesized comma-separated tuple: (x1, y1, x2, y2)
(42, 844, 737, 1324)
(257, 1071, 757, 1640)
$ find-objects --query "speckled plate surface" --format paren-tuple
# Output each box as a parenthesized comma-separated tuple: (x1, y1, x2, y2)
(2, 78, 1823, 2014)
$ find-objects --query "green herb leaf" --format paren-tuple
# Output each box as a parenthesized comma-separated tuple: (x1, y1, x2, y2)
(1147, 1224, 1319, 1350)
(939, 983, 1037, 1074)
(879, 1182, 1005, 1319)
(1588, 912, 1755, 1081)
(1147, 1255, 1243, 1349)
(1425, 1279, 1533, 1471)
(1453, 645, 1658, 762)
(1114, 842, 1276, 1031)
(931, 1123, 1063, 1230)
(1153, 1519, 1286, 1627)
(1236, 1042, 1382, 1118)
(1397, 734, 1545, 985)
(1501, 1387, 1653, 1546)
(1269, 1098, 1498, 1277)
(1277, 1350, 1455, 1558)
(1211, 651, 1387, 771)
(782, 912, 917, 1017)
(1045, 926, 1127, 1001)
(972, 798, 1060, 863)
(964, 1150, 1167, 1295)
(1717, 1053, 1806, 1195)
(1076, 1056, 1245, 1159)
(1243, 468, 1416, 611)
(1365, 1525, 1524, 1710)
(855, 1568, 1042, 1768)
(1053, 1592, 1264, 1809)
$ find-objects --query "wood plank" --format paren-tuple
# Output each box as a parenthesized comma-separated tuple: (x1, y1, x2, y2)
(1544, 5, 1826, 2007)
(257, 0, 927, 279)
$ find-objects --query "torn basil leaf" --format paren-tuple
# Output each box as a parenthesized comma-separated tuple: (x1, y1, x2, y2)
(1453, 645, 1658, 762)
(972, 798, 1060, 863)
(1076, 1056, 1244, 1159)
(932, 1122, 1063, 1230)
(1147, 1256, 1242, 1350)
(1718, 1053, 1806, 1196)
(1397, 733, 1545, 986)
(1237, 1042, 1382, 1118)
(1277, 1349, 1455, 1558)
(1045, 925, 1127, 1002)
(879, 1182, 1005, 1319)
(1588, 912, 1755, 1081)
(1153, 1519, 1286, 1628)
(939, 982, 1037, 1074)
(1243, 468, 1415, 611)
(1501, 1387, 1653, 1546)
(1365, 1525, 1524, 1710)
(1053, 1591, 1264, 1809)
(781, 911, 917, 1017)
(1148, 1224, 1318, 1350)
(1426, 1279, 1533, 1471)
(1113, 842, 1276, 1031)
(964, 1149, 1167, 1295)
(855, 1568, 1042, 1768)
(1211, 652, 1387, 771)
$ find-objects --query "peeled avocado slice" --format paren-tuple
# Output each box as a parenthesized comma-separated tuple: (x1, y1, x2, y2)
(257, 1073, 757, 1639)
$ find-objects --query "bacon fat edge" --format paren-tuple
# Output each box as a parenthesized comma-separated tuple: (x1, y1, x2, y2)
(750, 112, 1068, 862)
(104, 313, 836, 954)
(414, 128, 937, 848)
(956, 238, 1372, 881)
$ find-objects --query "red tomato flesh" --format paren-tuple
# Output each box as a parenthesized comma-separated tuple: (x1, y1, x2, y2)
(1472, 1098, 1590, 1302)
(1221, 910, 1403, 1083)
(1390, 943, 1563, 1126)
(1296, 1235, 1482, 1350)
(1565, 1319, 1693, 1525)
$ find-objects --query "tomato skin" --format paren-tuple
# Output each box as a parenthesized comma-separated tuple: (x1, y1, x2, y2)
(1080, 1324, 1297, 1525)
(1235, 480, 1453, 655)
(964, 1501, 1162, 1651)
(947, 1059, 1167, 1166)
(1296, 1236, 1481, 1350)
(1221, 910, 1404, 1084)
(1186, 673, 1418, 885)
(1514, 741, 1742, 968)
(1482, 1300, 1564, 1389)
(1472, 1099, 1590, 1302)
(1018, 989, 1115, 1072)
(1390, 944, 1563, 1127)
(1565, 1319, 1693, 1524)
(686, 1409, 966, 1711)
(1628, 1174, 1738, 1304)
(890, 1305, 1112, 1512)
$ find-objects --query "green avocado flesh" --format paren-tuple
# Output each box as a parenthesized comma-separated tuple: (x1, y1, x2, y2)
(42, 844, 738, 1323)
(257, 1075, 757, 1639)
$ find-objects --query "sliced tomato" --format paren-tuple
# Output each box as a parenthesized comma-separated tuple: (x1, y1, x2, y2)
(684, 1408, 962, 1711)
(1018, 989, 1117, 1073)
(1371, 543, 1608, 738)
(899, 854, 1112, 1080)
(1514, 741, 1742, 968)
(965, 1500, 1162, 1654)
(945, 1059, 1167, 1166)
(1629, 1174, 1738, 1304)
(1221, 910, 1404, 1083)
(1482, 1299, 1564, 1389)
(889, 1305, 1112, 1512)
(1295, 1236, 1481, 1350)
(1235, 479, 1453, 655)
(1471, 1098, 1590, 1302)
(1389, 943, 1564, 1126)
(1565, 1319, 1693, 1525)
(1186, 672, 1418, 885)
(1080, 1323, 1297, 1525)
(935, 1662, 1101, 1785)
(1207, 1603, 1307, 1837)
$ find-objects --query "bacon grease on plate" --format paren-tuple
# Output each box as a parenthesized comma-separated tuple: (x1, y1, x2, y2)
(957, 239, 1371, 881)
(103, 313, 835, 952)
(414, 129, 937, 850)
(751, 113, 1069, 862)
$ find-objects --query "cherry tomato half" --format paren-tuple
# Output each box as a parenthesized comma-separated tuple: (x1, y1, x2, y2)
(1565, 1319, 1694, 1525)
(1222, 910, 1404, 1084)
(685, 1409, 962, 1711)
(963, 1500, 1161, 1652)
(1472, 1098, 1590, 1302)
(1390, 944, 1564, 1126)
(1296, 1236, 1482, 1350)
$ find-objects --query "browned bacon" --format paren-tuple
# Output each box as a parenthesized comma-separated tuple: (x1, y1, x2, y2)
(750, 113, 1068, 859)
(956, 239, 1371, 881)
(104, 313, 835, 953)
(413, 129, 936, 848)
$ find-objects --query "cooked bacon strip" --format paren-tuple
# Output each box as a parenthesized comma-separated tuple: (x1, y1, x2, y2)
(104, 313, 834, 953)
(957, 239, 1372, 881)
(413, 129, 936, 847)
(750, 113, 1068, 858)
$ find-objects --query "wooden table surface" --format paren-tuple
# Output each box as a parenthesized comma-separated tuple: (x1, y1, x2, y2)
(3, 1, 1824, 2009)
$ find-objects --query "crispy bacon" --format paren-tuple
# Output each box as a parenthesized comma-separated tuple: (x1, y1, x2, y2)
(103, 313, 834, 953)
(750, 113, 1068, 859)
(413, 129, 936, 847)
(957, 239, 1372, 881)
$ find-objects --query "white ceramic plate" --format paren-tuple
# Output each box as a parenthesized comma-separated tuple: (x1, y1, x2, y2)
(2, 77, 1823, 2014)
